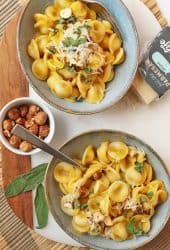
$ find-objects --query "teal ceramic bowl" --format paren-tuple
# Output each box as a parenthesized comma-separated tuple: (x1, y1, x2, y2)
(17, 0, 139, 115)
(45, 130, 170, 250)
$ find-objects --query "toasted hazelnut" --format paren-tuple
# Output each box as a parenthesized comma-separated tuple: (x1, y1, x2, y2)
(3, 119, 15, 131)
(26, 112, 34, 121)
(84, 178, 93, 188)
(9, 135, 21, 148)
(16, 117, 26, 126)
(3, 130, 11, 138)
(91, 171, 102, 181)
(25, 119, 34, 129)
(144, 209, 151, 215)
(79, 186, 89, 198)
(34, 112, 48, 125)
(20, 141, 33, 152)
(28, 124, 39, 135)
(39, 125, 49, 138)
(28, 105, 40, 115)
(7, 108, 20, 120)
(19, 105, 28, 117)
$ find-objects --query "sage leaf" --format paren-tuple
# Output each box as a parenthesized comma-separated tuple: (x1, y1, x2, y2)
(135, 162, 144, 173)
(5, 176, 26, 197)
(126, 218, 143, 235)
(84, 66, 93, 74)
(5, 163, 48, 197)
(23, 170, 46, 192)
(147, 191, 154, 199)
(63, 37, 87, 47)
(140, 196, 148, 203)
(23, 163, 48, 179)
(35, 184, 48, 229)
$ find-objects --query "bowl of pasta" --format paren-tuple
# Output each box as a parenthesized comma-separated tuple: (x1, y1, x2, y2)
(45, 130, 170, 249)
(17, 0, 139, 114)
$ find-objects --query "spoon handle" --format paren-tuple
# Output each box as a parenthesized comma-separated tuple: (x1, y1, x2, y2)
(12, 125, 81, 167)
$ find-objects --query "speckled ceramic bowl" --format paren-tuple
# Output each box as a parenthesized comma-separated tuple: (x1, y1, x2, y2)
(17, 0, 139, 115)
(45, 130, 170, 250)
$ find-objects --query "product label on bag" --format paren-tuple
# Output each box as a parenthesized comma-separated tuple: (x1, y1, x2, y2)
(139, 27, 170, 96)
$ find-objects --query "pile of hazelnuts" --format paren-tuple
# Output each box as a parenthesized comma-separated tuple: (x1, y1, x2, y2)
(3, 104, 50, 152)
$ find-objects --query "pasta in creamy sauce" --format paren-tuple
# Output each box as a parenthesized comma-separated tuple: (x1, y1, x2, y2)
(53, 141, 168, 241)
(28, 0, 125, 104)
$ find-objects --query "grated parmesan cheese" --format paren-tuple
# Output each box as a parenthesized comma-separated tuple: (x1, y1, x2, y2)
(124, 199, 142, 211)
(51, 20, 105, 69)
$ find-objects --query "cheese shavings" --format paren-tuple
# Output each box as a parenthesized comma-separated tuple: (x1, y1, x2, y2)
(51, 20, 105, 69)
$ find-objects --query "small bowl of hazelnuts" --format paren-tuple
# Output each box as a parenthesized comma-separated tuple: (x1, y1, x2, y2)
(0, 97, 55, 155)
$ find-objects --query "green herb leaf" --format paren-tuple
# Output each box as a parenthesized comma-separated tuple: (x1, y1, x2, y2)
(74, 97, 84, 102)
(65, 62, 77, 72)
(56, 18, 66, 24)
(84, 67, 93, 74)
(147, 191, 154, 199)
(5, 163, 48, 197)
(80, 74, 91, 84)
(73, 199, 81, 209)
(74, 27, 82, 36)
(23, 163, 48, 192)
(140, 196, 147, 203)
(24, 163, 48, 178)
(5, 176, 26, 198)
(135, 162, 144, 173)
(56, 16, 77, 25)
(48, 46, 57, 54)
(74, 23, 91, 36)
(126, 218, 143, 235)
(67, 16, 77, 24)
(69, 66, 76, 72)
(35, 184, 48, 229)
(63, 37, 87, 47)
(24, 170, 47, 192)
(68, 64, 77, 72)
(80, 202, 88, 209)
(83, 22, 91, 29)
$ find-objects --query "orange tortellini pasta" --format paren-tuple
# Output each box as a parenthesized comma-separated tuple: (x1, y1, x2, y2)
(53, 141, 168, 241)
(28, 0, 125, 104)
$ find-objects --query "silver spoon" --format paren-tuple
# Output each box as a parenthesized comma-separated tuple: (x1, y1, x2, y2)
(12, 124, 81, 167)
(82, 0, 121, 38)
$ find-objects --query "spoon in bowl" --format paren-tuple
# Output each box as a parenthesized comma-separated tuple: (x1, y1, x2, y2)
(12, 124, 81, 167)
(82, 0, 121, 38)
